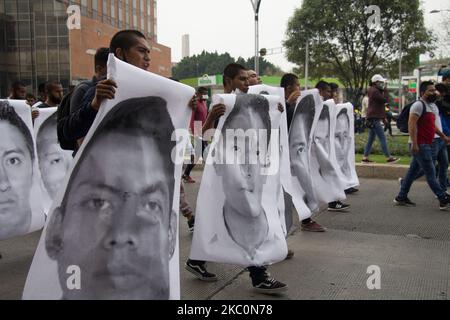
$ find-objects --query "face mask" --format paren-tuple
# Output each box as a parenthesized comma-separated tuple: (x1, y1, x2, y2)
(376, 82, 385, 90)
(427, 94, 438, 103)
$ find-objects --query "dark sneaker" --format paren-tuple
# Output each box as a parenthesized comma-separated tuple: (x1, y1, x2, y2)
(253, 277, 288, 294)
(301, 221, 326, 232)
(187, 216, 195, 232)
(387, 157, 400, 164)
(285, 249, 294, 260)
(182, 174, 196, 183)
(361, 158, 374, 163)
(328, 201, 350, 212)
(185, 261, 218, 282)
(393, 196, 416, 207)
(439, 197, 450, 211)
(345, 187, 359, 195)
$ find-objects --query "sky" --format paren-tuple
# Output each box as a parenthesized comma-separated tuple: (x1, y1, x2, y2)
(158, 0, 450, 73)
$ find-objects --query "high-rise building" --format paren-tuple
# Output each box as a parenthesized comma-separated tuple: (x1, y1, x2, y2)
(0, 0, 171, 97)
(181, 34, 189, 59)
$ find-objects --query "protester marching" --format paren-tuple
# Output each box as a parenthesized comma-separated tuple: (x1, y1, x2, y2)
(0, 0, 448, 303)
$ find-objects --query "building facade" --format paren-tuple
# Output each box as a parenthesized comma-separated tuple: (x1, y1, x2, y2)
(0, 0, 171, 97)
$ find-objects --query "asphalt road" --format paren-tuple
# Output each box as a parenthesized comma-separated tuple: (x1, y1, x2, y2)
(1, 172, 449, 300)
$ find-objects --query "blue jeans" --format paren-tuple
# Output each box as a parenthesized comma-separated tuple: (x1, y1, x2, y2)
(398, 144, 446, 201)
(413, 139, 449, 191)
(363, 119, 391, 158)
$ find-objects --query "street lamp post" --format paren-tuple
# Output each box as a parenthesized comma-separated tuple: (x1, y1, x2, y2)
(305, 41, 309, 90)
(250, 0, 262, 75)
(398, 36, 402, 111)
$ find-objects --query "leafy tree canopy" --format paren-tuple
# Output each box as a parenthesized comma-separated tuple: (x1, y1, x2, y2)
(172, 50, 283, 79)
(284, 0, 435, 103)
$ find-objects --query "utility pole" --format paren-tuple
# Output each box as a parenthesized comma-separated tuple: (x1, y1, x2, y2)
(305, 41, 309, 90)
(398, 37, 402, 111)
(250, 0, 262, 75)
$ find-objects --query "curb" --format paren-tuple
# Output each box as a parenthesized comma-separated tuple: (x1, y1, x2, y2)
(190, 162, 449, 181)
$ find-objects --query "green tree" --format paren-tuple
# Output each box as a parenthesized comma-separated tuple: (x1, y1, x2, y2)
(172, 51, 283, 79)
(284, 0, 435, 104)
(172, 51, 235, 79)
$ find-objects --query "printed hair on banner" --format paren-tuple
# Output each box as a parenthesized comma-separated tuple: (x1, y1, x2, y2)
(287, 89, 322, 218)
(33, 107, 73, 214)
(247, 84, 293, 236)
(190, 93, 287, 267)
(0, 99, 45, 240)
(309, 99, 346, 205)
(332, 103, 360, 189)
(23, 55, 194, 300)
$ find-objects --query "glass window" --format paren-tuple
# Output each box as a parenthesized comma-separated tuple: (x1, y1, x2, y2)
(43, 0, 53, 11)
(103, 0, 108, 18)
(18, 12, 30, 20)
(54, 1, 66, 12)
(58, 21, 68, 36)
(92, 0, 98, 19)
(35, 37, 47, 49)
(47, 37, 58, 45)
(0, 1, 4, 14)
(59, 36, 69, 46)
(133, 0, 137, 9)
(147, 0, 151, 15)
(111, 0, 115, 19)
(32, 1, 42, 11)
(5, 1, 17, 13)
(35, 24, 46, 37)
(36, 52, 47, 65)
(118, 0, 123, 23)
(17, 0, 29, 12)
(59, 49, 69, 64)
(18, 39, 31, 48)
(18, 21, 31, 38)
(133, 13, 137, 27)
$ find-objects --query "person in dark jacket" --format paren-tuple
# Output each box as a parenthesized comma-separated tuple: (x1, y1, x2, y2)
(362, 74, 399, 163)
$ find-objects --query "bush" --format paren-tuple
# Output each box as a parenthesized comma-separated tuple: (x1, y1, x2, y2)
(355, 132, 410, 156)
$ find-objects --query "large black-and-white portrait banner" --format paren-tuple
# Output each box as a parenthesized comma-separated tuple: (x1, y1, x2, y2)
(33, 107, 73, 214)
(0, 99, 45, 241)
(331, 103, 359, 189)
(23, 55, 194, 300)
(190, 93, 288, 267)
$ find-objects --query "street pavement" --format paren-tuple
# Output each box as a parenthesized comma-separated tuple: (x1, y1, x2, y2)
(1, 170, 449, 300)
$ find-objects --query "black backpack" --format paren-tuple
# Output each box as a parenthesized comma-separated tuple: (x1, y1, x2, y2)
(396, 100, 426, 133)
(56, 81, 91, 150)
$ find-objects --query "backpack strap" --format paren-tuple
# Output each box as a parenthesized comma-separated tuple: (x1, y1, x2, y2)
(420, 100, 426, 117)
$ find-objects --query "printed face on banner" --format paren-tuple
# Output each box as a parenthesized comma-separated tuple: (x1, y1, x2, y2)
(313, 104, 335, 180)
(36, 112, 72, 200)
(289, 95, 315, 208)
(44, 97, 177, 299)
(335, 109, 351, 176)
(214, 94, 270, 259)
(0, 105, 34, 239)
